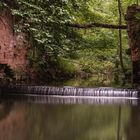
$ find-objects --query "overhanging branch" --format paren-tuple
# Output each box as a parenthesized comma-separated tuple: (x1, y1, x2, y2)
(66, 22, 127, 29)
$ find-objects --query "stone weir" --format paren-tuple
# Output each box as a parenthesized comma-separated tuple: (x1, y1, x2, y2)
(0, 85, 139, 99)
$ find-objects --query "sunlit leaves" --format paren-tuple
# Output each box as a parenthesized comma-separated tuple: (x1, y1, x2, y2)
(11, 0, 82, 62)
(2, 0, 134, 81)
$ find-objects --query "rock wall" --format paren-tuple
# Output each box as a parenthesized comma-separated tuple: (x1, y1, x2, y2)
(126, 4, 140, 84)
(0, 9, 29, 80)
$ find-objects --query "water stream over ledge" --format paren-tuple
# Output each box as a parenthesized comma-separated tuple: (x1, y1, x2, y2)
(0, 85, 139, 105)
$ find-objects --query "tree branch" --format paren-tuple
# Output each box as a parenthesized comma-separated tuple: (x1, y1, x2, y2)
(65, 22, 127, 29)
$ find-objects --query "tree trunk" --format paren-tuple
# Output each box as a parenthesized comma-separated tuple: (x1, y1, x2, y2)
(118, 0, 126, 85)
(66, 22, 127, 29)
(126, 4, 140, 84)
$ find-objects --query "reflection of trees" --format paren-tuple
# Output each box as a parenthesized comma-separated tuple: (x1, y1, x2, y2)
(117, 106, 122, 140)
(0, 101, 130, 140)
(0, 102, 28, 140)
(0, 101, 13, 120)
(126, 103, 140, 140)
(28, 104, 123, 140)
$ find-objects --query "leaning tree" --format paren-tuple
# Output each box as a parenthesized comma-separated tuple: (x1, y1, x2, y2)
(67, 2, 140, 86)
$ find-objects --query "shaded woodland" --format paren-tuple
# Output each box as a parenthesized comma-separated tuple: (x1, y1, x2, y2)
(0, 0, 140, 86)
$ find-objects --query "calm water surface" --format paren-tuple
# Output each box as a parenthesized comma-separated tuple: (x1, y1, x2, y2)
(0, 96, 139, 140)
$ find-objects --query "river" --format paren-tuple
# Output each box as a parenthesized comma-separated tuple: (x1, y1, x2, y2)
(0, 94, 139, 140)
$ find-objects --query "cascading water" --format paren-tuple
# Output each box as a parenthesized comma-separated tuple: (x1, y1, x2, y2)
(0, 85, 139, 105)
(0, 85, 138, 97)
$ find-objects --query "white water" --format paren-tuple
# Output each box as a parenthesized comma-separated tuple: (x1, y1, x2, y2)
(5, 85, 138, 98)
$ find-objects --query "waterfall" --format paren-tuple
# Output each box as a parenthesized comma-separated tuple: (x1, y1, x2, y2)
(0, 85, 139, 98)
(0, 85, 139, 105)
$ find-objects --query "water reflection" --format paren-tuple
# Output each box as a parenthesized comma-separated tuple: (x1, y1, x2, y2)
(0, 97, 139, 140)
(0, 101, 28, 140)
(126, 102, 140, 140)
(0, 101, 13, 120)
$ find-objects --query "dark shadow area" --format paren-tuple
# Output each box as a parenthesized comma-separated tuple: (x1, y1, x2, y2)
(126, 100, 140, 140)
(0, 100, 13, 120)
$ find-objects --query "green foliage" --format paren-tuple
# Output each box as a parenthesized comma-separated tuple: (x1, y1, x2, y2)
(0, 1, 8, 9)
(11, 0, 83, 63)
(1, 0, 134, 84)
